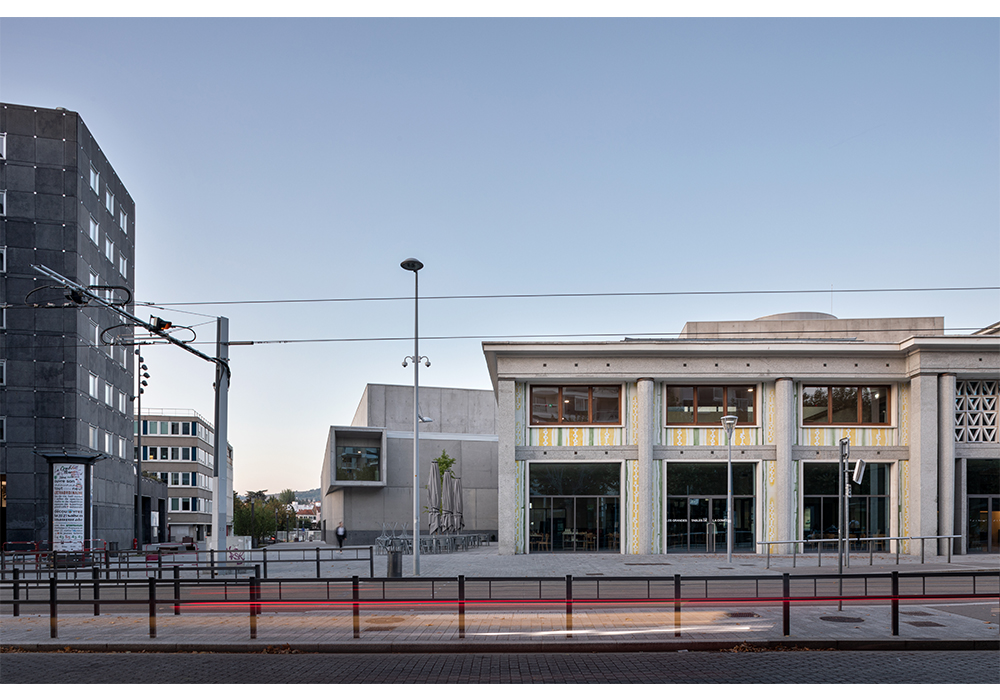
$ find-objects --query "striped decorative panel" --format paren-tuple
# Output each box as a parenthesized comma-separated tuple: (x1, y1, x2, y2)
(514, 383, 526, 447)
(514, 460, 525, 553)
(799, 427, 898, 447)
(765, 459, 777, 554)
(765, 382, 776, 445)
(529, 427, 623, 446)
(627, 460, 640, 554)
(652, 460, 662, 553)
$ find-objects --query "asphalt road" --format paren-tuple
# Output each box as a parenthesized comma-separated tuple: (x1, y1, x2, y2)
(2, 650, 998, 684)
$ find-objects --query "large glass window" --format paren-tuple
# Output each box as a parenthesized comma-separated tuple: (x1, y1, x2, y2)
(666, 386, 756, 425)
(665, 462, 755, 553)
(336, 446, 381, 481)
(802, 385, 889, 425)
(530, 386, 621, 425)
(802, 462, 889, 551)
(968, 460, 1000, 554)
(529, 463, 620, 552)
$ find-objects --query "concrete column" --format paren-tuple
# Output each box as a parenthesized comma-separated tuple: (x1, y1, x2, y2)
(908, 373, 939, 549)
(938, 373, 956, 555)
(497, 379, 517, 555)
(637, 378, 655, 554)
(774, 378, 796, 554)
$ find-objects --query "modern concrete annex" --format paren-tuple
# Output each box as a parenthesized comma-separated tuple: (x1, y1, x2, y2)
(321, 384, 498, 546)
(1, 103, 146, 550)
(483, 313, 1000, 557)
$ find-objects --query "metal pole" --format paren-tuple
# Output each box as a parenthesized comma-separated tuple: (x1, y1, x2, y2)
(212, 317, 230, 556)
(135, 364, 142, 548)
(727, 432, 733, 563)
(721, 415, 737, 564)
(838, 438, 848, 612)
(413, 269, 421, 576)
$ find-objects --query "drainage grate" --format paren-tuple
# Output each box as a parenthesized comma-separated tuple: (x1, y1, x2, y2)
(905, 620, 945, 627)
(367, 616, 406, 624)
(900, 611, 933, 616)
(726, 612, 760, 618)
(585, 573, 604, 576)
(820, 616, 864, 623)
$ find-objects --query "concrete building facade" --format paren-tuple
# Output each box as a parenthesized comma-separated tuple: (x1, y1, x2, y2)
(482, 314, 1000, 556)
(138, 409, 234, 545)
(1, 103, 138, 549)
(321, 384, 498, 546)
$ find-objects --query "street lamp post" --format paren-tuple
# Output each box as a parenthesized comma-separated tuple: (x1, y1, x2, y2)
(401, 258, 429, 576)
(721, 414, 738, 563)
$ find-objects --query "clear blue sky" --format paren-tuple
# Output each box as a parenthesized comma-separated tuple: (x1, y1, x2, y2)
(2, 17, 997, 493)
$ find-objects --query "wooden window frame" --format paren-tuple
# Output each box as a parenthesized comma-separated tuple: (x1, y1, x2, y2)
(664, 385, 758, 426)
(529, 385, 622, 426)
(800, 385, 891, 427)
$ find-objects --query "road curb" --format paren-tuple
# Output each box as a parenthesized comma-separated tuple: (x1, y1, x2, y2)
(4, 639, 998, 654)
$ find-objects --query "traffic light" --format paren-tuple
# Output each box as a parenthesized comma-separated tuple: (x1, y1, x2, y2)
(151, 316, 173, 331)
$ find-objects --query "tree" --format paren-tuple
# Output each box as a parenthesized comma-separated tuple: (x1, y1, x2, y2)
(278, 489, 295, 505)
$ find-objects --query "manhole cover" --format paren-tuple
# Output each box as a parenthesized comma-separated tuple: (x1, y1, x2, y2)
(366, 616, 406, 624)
(905, 621, 945, 627)
(726, 612, 760, 618)
(820, 616, 864, 623)
(900, 611, 933, 616)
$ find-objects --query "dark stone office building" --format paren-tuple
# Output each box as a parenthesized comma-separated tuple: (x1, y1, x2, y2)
(1, 102, 153, 550)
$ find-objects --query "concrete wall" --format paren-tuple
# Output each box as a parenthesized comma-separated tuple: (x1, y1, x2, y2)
(323, 384, 499, 545)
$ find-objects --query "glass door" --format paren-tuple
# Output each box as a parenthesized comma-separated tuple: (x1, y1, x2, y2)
(968, 497, 1000, 553)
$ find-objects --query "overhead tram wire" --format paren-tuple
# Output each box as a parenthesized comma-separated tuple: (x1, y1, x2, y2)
(135, 284, 1000, 309)
(73, 325, 984, 348)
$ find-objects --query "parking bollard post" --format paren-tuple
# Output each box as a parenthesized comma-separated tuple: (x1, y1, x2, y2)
(891, 571, 899, 636)
(353, 575, 360, 639)
(565, 574, 573, 637)
(674, 573, 682, 638)
(49, 576, 58, 638)
(249, 572, 258, 640)
(13, 568, 20, 617)
(782, 573, 790, 636)
(369, 546, 374, 579)
(93, 566, 101, 616)
(316, 547, 321, 579)
(458, 575, 465, 639)
(148, 577, 157, 639)
(173, 566, 181, 616)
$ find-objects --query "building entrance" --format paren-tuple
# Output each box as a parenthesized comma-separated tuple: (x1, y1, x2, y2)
(967, 460, 1000, 554)
(665, 463, 755, 553)
(528, 463, 620, 553)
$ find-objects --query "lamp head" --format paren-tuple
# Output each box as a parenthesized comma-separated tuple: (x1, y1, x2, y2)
(721, 414, 738, 437)
(400, 258, 424, 272)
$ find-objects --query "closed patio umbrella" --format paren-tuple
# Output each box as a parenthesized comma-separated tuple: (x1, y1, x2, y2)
(427, 469, 441, 535)
(451, 475, 464, 533)
(441, 472, 455, 533)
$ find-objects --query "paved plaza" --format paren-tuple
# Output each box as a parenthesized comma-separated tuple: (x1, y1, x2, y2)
(1, 544, 997, 653)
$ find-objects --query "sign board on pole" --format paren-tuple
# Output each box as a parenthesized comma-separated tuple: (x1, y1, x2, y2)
(52, 462, 86, 551)
(852, 459, 866, 485)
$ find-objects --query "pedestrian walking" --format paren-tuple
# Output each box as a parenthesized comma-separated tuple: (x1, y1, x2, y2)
(336, 521, 347, 552)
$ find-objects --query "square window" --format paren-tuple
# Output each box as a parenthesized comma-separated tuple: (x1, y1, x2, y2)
(182, 498, 190, 512)
(119, 209, 128, 232)
(104, 381, 113, 405)
(89, 320, 99, 346)
(118, 437, 125, 458)
(105, 236, 114, 261)
(159, 447, 168, 460)
(89, 425, 98, 449)
(171, 422, 180, 435)
(170, 498, 179, 512)
(171, 447, 179, 460)
(89, 165, 100, 192)
(182, 472, 190, 485)
(0, 190, 6, 216)
(105, 189, 114, 211)
(0, 132, 6, 159)
(182, 447, 190, 461)
(171, 473, 179, 486)
(89, 373, 99, 398)
(119, 254, 127, 279)
(104, 432, 113, 453)
(89, 216, 100, 245)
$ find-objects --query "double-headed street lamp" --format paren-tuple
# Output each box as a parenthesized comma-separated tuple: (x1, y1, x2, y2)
(134, 352, 150, 548)
(401, 258, 430, 576)
(721, 414, 738, 563)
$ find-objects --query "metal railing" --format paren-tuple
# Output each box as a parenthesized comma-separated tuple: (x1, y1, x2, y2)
(757, 535, 963, 568)
(3, 568, 996, 641)
(0, 545, 376, 581)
